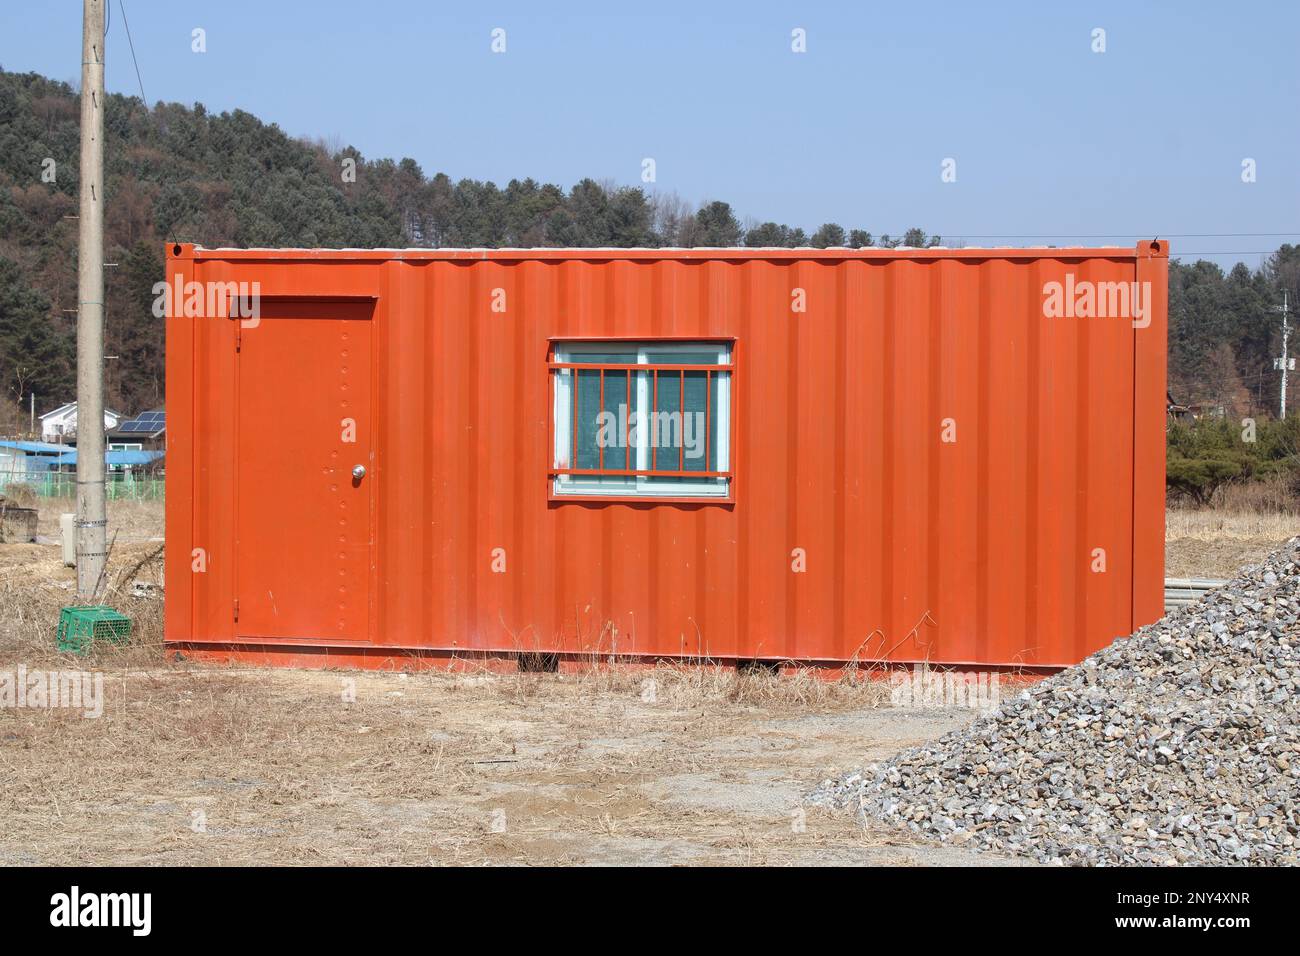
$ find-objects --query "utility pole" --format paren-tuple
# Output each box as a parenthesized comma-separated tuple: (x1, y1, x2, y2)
(76, 0, 107, 598)
(1274, 290, 1293, 421)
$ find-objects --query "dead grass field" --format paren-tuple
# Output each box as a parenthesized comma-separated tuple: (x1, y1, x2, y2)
(1164, 507, 1300, 577)
(0, 500, 1293, 866)
(2, 664, 1015, 865)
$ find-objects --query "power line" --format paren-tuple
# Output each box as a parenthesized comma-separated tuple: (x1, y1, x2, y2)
(942, 232, 1300, 240)
(114, 0, 179, 247)
(1164, 233, 1300, 239)
(1169, 251, 1285, 257)
(117, 0, 146, 106)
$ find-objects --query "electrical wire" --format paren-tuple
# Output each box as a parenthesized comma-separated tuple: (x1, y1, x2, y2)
(1169, 251, 1290, 257)
(113, 0, 172, 244)
(117, 0, 147, 106)
(940, 233, 1300, 240)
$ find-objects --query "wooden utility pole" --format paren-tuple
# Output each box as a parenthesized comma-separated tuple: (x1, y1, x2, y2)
(76, 0, 107, 598)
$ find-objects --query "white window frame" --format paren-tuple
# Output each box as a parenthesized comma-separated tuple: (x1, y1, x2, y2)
(552, 341, 731, 499)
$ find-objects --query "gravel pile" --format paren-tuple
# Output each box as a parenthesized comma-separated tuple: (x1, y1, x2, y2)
(810, 539, 1300, 865)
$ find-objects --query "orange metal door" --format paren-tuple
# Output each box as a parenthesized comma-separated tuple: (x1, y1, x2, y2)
(234, 300, 373, 642)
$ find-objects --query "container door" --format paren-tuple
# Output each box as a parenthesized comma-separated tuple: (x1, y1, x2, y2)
(234, 299, 374, 642)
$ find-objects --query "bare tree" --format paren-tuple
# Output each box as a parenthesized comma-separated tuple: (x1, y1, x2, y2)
(649, 191, 692, 246)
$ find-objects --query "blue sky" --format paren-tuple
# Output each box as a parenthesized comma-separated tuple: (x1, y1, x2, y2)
(2, 1, 1297, 265)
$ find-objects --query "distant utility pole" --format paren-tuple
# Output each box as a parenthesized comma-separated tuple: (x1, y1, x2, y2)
(76, 0, 107, 598)
(1274, 290, 1293, 421)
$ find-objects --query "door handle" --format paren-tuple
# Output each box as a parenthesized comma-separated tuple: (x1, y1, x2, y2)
(352, 465, 366, 480)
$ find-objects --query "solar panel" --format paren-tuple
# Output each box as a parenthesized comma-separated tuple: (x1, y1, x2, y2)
(117, 411, 165, 433)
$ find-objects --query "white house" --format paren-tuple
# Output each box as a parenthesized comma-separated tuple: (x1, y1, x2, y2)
(39, 402, 123, 444)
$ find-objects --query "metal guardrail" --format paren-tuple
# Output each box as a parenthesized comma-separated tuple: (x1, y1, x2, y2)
(1164, 577, 1227, 612)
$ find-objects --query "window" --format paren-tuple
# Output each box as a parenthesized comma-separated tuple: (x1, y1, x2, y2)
(550, 341, 733, 499)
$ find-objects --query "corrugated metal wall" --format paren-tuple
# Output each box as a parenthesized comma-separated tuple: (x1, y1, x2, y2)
(166, 244, 1167, 670)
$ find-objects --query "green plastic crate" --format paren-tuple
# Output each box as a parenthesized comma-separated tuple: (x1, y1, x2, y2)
(56, 605, 132, 655)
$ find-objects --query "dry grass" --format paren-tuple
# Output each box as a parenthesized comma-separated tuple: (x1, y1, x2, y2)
(0, 657, 948, 866)
(1211, 472, 1300, 514)
(0, 662, 962, 865)
(0, 501, 942, 866)
(1165, 501, 1300, 578)
(0, 496, 1294, 865)
(1165, 507, 1300, 542)
(1164, 471, 1300, 578)
(32, 496, 165, 546)
(0, 499, 164, 672)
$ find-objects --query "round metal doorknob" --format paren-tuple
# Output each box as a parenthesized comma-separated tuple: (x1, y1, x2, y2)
(352, 465, 366, 479)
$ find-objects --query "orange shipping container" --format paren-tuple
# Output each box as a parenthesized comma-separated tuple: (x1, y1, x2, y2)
(164, 241, 1167, 671)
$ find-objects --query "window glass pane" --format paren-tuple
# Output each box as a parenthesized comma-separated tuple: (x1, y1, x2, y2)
(574, 368, 602, 469)
(603, 367, 631, 469)
(645, 350, 719, 474)
(652, 369, 682, 472)
(568, 350, 632, 471)
(682, 370, 711, 473)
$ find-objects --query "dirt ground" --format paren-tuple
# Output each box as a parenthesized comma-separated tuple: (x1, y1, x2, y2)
(0, 500, 1294, 866)
(1, 665, 1018, 866)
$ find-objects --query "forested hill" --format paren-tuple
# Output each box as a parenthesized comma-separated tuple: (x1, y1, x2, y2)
(0, 66, 1296, 422)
